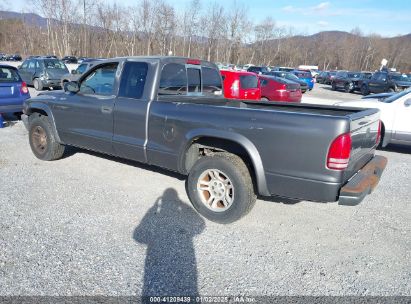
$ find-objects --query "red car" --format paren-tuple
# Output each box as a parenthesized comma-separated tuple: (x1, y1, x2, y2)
(220, 70, 261, 100)
(259, 75, 302, 102)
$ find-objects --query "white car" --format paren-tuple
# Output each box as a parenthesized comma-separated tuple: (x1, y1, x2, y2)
(335, 90, 411, 147)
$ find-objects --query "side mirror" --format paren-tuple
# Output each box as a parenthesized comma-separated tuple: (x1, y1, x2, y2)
(404, 99, 411, 107)
(64, 81, 79, 93)
(71, 70, 77, 74)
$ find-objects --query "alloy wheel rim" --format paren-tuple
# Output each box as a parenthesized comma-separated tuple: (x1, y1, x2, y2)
(197, 169, 234, 212)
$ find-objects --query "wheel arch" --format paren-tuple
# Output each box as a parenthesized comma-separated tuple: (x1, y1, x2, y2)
(26, 103, 62, 143)
(180, 129, 270, 196)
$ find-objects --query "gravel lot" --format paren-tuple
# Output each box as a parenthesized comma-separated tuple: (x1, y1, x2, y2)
(0, 75, 410, 298)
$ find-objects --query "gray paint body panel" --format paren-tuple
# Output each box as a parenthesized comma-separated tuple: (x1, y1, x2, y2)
(23, 56, 381, 202)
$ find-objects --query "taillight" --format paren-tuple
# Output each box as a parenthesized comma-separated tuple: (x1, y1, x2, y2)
(327, 133, 352, 170)
(376, 120, 382, 145)
(278, 84, 287, 92)
(20, 82, 29, 94)
(231, 80, 240, 97)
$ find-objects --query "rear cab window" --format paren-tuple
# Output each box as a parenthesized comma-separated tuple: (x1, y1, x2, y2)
(119, 62, 148, 99)
(159, 61, 222, 97)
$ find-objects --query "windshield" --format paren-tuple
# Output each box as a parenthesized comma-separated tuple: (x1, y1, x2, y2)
(383, 89, 411, 103)
(390, 74, 410, 82)
(43, 59, 67, 70)
(285, 73, 300, 81)
(0, 67, 21, 82)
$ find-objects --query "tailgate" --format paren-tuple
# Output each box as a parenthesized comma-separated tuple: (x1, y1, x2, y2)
(343, 109, 380, 182)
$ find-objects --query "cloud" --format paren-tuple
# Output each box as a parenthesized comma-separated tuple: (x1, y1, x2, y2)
(317, 21, 329, 27)
(313, 2, 330, 11)
(282, 5, 295, 12)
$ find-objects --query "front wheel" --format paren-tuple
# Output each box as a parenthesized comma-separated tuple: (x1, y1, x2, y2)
(345, 82, 354, 93)
(331, 82, 336, 91)
(361, 85, 369, 96)
(29, 114, 66, 161)
(187, 153, 256, 224)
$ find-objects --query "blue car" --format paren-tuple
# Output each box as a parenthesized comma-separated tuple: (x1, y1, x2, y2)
(292, 70, 314, 90)
(0, 64, 30, 114)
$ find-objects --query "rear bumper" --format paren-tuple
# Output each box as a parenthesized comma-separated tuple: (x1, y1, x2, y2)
(338, 155, 387, 206)
(41, 79, 62, 88)
(0, 104, 23, 113)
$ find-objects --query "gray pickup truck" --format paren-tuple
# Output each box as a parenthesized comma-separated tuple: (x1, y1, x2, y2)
(22, 57, 387, 223)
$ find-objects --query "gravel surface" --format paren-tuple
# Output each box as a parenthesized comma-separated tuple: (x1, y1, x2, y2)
(0, 78, 410, 298)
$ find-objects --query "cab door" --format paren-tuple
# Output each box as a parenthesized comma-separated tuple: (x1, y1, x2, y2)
(52, 62, 119, 153)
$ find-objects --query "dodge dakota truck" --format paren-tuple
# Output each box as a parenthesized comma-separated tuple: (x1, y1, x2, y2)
(22, 57, 387, 224)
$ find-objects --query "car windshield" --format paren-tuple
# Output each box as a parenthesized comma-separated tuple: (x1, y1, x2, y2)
(0, 67, 21, 82)
(383, 89, 411, 103)
(43, 59, 67, 70)
(390, 74, 410, 82)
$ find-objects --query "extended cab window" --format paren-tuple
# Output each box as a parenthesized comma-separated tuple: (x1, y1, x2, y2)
(76, 64, 88, 74)
(119, 62, 148, 99)
(202, 67, 222, 95)
(79, 63, 118, 96)
(159, 63, 187, 95)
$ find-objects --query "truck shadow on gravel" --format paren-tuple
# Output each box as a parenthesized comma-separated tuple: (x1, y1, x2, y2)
(379, 144, 411, 154)
(62, 146, 185, 180)
(133, 188, 205, 299)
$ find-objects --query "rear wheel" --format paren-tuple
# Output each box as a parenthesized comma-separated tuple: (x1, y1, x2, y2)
(29, 114, 65, 161)
(33, 78, 43, 91)
(261, 97, 269, 101)
(331, 82, 336, 91)
(187, 153, 256, 224)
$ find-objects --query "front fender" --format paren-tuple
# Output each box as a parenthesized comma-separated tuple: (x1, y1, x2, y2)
(25, 102, 62, 143)
(180, 128, 270, 196)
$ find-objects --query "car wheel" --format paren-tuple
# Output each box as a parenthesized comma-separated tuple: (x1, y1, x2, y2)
(331, 82, 336, 91)
(187, 153, 256, 224)
(29, 114, 66, 161)
(261, 97, 269, 101)
(345, 82, 354, 93)
(33, 78, 43, 91)
(361, 85, 369, 96)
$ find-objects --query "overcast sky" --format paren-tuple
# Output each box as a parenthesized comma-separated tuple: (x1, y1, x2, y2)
(7, 0, 411, 37)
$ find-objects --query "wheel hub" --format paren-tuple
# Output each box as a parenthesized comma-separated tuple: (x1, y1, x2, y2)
(197, 169, 234, 212)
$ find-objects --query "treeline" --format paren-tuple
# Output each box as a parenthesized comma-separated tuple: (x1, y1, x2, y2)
(1, 0, 410, 72)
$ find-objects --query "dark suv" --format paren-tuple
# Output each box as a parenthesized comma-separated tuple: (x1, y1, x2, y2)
(18, 57, 69, 91)
(360, 71, 411, 95)
(60, 59, 103, 87)
(331, 71, 372, 93)
(316, 71, 337, 84)
(61, 56, 78, 64)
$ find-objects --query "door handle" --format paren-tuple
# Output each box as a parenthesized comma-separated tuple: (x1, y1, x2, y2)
(101, 106, 113, 114)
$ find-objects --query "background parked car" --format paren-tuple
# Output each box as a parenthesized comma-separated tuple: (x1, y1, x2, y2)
(247, 66, 269, 74)
(5, 54, 22, 61)
(316, 71, 337, 84)
(292, 70, 314, 90)
(61, 56, 78, 64)
(331, 71, 364, 93)
(220, 70, 261, 100)
(60, 59, 103, 87)
(360, 71, 411, 95)
(0, 64, 30, 115)
(265, 71, 308, 93)
(259, 75, 301, 102)
(335, 89, 411, 147)
(18, 57, 69, 91)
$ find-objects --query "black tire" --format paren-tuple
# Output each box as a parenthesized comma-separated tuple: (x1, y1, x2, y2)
(361, 85, 369, 96)
(389, 86, 396, 93)
(331, 82, 336, 91)
(187, 153, 256, 224)
(261, 97, 269, 101)
(29, 114, 65, 161)
(344, 82, 353, 93)
(33, 78, 43, 91)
